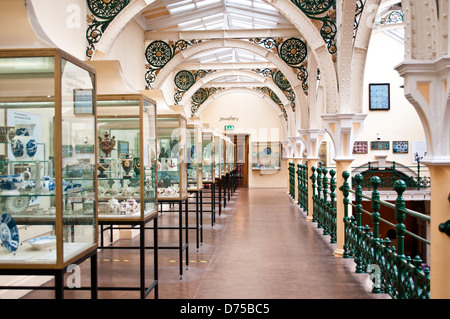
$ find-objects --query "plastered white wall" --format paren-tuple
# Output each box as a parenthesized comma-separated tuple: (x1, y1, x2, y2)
(107, 20, 145, 90)
(350, 27, 426, 171)
(31, 0, 87, 60)
(201, 93, 287, 188)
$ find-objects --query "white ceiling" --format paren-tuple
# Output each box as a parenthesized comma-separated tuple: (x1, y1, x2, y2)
(140, 0, 293, 32)
(138, 0, 293, 65)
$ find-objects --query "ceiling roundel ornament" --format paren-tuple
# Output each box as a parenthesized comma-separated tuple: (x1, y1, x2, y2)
(279, 38, 307, 66)
(175, 70, 195, 91)
(192, 88, 208, 105)
(145, 40, 173, 68)
(294, 0, 334, 16)
(87, 0, 130, 19)
(274, 71, 291, 91)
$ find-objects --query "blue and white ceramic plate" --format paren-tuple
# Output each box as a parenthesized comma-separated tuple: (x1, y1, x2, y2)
(28, 235, 56, 250)
(263, 147, 272, 155)
(0, 213, 19, 252)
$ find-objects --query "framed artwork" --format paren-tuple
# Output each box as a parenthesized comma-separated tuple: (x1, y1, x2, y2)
(393, 141, 408, 153)
(369, 83, 390, 110)
(73, 89, 94, 114)
(371, 141, 390, 150)
(353, 141, 368, 154)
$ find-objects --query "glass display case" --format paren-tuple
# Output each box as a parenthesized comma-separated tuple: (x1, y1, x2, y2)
(214, 132, 223, 180)
(95, 98, 157, 222)
(251, 141, 282, 171)
(157, 113, 188, 200)
(202, 129, 215, 183)
(187, 120, 203, 191)
(0, 49, 97, 268)
(225, 137, 234, 174)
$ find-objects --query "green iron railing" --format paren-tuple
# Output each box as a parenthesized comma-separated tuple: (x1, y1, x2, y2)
(341, 172, 431, 299)
(310, 165, 337, 244)
(289, 162, 295, 198)
(297, 164, 308, 212)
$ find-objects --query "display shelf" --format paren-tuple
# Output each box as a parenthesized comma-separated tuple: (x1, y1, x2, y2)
(251, 141, 282, 171)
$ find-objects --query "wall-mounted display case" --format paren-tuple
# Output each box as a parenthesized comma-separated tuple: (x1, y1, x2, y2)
(157, 113, 188, 200)
(187, 121, 203, 191)
(0, 49, 98, 269)
(202, 129, 215, 183)
(251, 142, 281, 171)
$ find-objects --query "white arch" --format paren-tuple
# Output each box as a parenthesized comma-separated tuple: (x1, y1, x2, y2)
(90, 0, 339, 116)
(196, 87, 288, 139)
(178, 69, 292, 117)
(152, 39, 304, 136)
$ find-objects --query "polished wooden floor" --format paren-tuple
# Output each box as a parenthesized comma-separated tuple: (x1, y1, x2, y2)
(21, 187, 390, 299)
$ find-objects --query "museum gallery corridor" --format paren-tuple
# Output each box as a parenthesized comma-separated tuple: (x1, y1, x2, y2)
(22, 188, 388, 300)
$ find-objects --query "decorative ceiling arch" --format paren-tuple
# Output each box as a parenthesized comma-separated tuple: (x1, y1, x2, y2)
(195, 87, 289, 139)
(149, 39, 304, 116)
(178, 69, 293, 116)
(89, 0, 339, 115)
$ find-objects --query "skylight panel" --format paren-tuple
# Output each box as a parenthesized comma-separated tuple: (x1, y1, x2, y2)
(253, 1, 278, 12)
(178, 18, 202, 28)
(167, 2, 195, 14)
(196, 0, 221, 8)
(205, 21, 225, 30)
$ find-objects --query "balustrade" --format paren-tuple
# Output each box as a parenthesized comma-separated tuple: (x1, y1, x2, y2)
(289, 162, 295, 199)
(297, 164, 308, 212)
(341, 172, 431, 299)
(310, 164, 337, 244)
(352, 161, 430, 190)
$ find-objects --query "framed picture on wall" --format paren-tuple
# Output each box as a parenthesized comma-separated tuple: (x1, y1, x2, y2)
(371, 141, 390, 150)
(353, 141, 368, 154)
(393, 141, 409, 153)
(369, 83, 390, 110)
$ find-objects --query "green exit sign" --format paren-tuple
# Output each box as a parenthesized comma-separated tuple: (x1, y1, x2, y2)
(224, 125, 234, 131)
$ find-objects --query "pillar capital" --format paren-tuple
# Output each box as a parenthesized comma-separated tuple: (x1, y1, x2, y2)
(289, 136, 305, 159)
(396, 57, 450, 164)
(298, 128, 326, 159)
(281, 139, 294, 159)
(321, 113, 367, 161)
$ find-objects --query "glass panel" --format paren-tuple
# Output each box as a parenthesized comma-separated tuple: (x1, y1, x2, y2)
(96, 113, 140, 219)
(142, 99, 157, 216)
(0, 56, 57, 264)
(202, 132, 214, 182)
(157, 115, 187, 199)
(60, 58, 96, 262)
(221, 137, 225, 176)
(187, 126, 197, 189)
(187, 124, 202, 190)
(214, 134, 221, 179)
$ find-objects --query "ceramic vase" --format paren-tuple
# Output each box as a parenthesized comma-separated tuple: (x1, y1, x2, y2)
(120, 153, 134, 179)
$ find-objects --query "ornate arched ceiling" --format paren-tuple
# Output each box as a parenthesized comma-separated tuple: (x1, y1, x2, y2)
(86, 0, 410, 142)
(86, 0, 339, 134)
